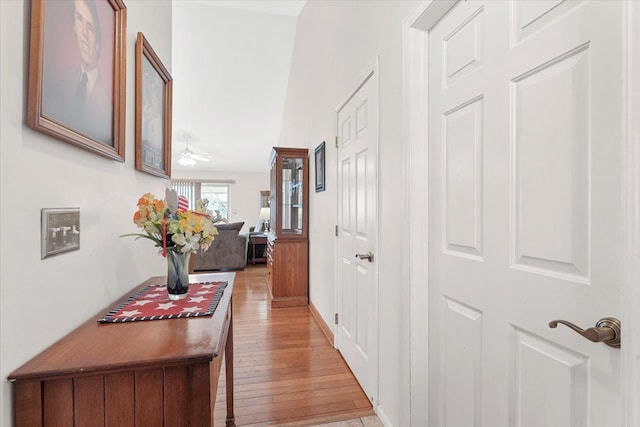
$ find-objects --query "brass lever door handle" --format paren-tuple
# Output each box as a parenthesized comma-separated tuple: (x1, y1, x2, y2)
(548, 317, 621, 348)
(355, 251, 374, 262)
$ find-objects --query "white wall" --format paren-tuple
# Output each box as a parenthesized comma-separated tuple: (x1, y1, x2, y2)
(0, 1, 172, 425)
(172, 170, 270, 234)
(171, 1, 298, 172)
(278, 1, 419, 426)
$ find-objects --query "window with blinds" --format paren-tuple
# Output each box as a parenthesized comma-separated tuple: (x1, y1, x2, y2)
(171, 180, 232, 220)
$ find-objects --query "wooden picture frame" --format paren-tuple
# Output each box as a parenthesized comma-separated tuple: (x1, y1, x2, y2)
(27, 0, 127, 161)
(135, 32, 173, 179)
(315, 141, 326, 192)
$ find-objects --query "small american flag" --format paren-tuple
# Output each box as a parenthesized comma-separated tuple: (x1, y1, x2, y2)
(178, 195, 189, 212)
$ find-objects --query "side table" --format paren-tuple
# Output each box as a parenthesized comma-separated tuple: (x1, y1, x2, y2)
(8, 273, 236, 427)
(249, 234, 268, 264)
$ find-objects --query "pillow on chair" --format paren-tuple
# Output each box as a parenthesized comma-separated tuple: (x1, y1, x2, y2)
(215, 222, 245, 232)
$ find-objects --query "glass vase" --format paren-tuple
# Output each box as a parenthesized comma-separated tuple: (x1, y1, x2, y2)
(166, 249, 191, 300)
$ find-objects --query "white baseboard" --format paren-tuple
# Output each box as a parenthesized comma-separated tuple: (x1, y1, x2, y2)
(376, 407, 394, 427)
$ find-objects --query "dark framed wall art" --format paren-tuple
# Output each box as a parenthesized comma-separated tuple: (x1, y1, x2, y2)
(315, 141, 325, 192)
(27, 0, 127, 161)
(135, 32, 173, 179)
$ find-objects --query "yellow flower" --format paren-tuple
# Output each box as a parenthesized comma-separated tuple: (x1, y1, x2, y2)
(124, 192, 218, 256)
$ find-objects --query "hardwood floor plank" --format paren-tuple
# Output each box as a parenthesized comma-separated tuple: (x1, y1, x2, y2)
(230, 385, 366, 408)
(217, 401, 364, 426)
(218, 378, 365, 401)
(233, 356, 346, 373)
(230, 391, 372, 416)
(214, 266, 373, 426)
(265, 409, 377, 427)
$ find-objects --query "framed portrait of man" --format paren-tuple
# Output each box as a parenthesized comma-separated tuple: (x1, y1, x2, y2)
(135, 32, 173, 179)
(27, 0, 127, 161)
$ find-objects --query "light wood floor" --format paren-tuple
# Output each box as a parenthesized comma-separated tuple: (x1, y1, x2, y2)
(214, 266, 374, 426)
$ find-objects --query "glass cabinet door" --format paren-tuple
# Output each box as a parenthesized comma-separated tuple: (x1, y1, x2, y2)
(269, 146, 308, 239)
(281, 156, 304, 234)
(270, 162, 276, 231)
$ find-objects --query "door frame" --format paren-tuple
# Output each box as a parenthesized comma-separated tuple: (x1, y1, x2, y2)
(623, 2, 640, 424)
(333, 57, 380, 408)
(403, 1, 640, 425)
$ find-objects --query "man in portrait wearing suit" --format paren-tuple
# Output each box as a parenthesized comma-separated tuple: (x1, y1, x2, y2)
(43, 0, 112, 146)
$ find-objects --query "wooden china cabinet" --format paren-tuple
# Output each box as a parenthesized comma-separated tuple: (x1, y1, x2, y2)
(266, 147, 309, 308)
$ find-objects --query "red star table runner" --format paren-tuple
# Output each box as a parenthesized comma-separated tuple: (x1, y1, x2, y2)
(98, 281, 228, 323)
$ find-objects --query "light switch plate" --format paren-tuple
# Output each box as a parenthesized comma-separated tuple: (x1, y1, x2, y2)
(41, 208, 80, 259)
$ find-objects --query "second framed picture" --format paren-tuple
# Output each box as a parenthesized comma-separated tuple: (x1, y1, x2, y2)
(135, 32, 173, 179)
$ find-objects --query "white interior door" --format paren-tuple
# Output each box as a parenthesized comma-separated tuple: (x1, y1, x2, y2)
(428, 1, 624, 426)
(336, 70, 378, 402)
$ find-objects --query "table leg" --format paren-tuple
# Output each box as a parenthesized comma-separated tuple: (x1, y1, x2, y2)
(225, 304, 235, 427)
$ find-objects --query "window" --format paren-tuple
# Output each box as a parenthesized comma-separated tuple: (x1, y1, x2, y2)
(171, 181, 197, 209)
(200, 183, 229, 219)
(171, 180, 232, 220)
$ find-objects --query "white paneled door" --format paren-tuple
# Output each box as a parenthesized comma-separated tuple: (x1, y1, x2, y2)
(336, 70, 378, 403)
(428, 1, 623, 426)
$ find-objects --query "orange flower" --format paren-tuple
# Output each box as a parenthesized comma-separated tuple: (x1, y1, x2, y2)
(124, 192, 217, 255)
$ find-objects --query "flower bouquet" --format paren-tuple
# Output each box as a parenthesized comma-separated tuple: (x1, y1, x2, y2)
(122, 189, 218, 299)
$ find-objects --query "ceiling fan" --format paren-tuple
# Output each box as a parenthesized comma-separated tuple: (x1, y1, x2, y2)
(177, 135, 211, 166)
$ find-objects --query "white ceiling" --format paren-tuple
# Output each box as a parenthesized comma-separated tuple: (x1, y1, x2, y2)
(171, 0, 306, 173)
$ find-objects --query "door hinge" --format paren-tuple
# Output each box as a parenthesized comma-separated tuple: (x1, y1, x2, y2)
(335, 313, 339, 324)
(335, 225, 338, 236)
(335, 135, 339, 148)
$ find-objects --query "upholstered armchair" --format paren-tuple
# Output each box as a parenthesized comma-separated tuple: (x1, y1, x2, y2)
(191, 222, 248, 271)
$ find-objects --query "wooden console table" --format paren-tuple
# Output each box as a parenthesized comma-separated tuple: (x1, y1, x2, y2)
(8, 272, 235, 427)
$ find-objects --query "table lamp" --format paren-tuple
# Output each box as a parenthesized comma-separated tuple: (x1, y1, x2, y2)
(259, 207, 271, 232)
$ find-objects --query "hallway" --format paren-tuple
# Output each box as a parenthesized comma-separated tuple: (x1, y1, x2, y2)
(214, 266, 375, 426)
